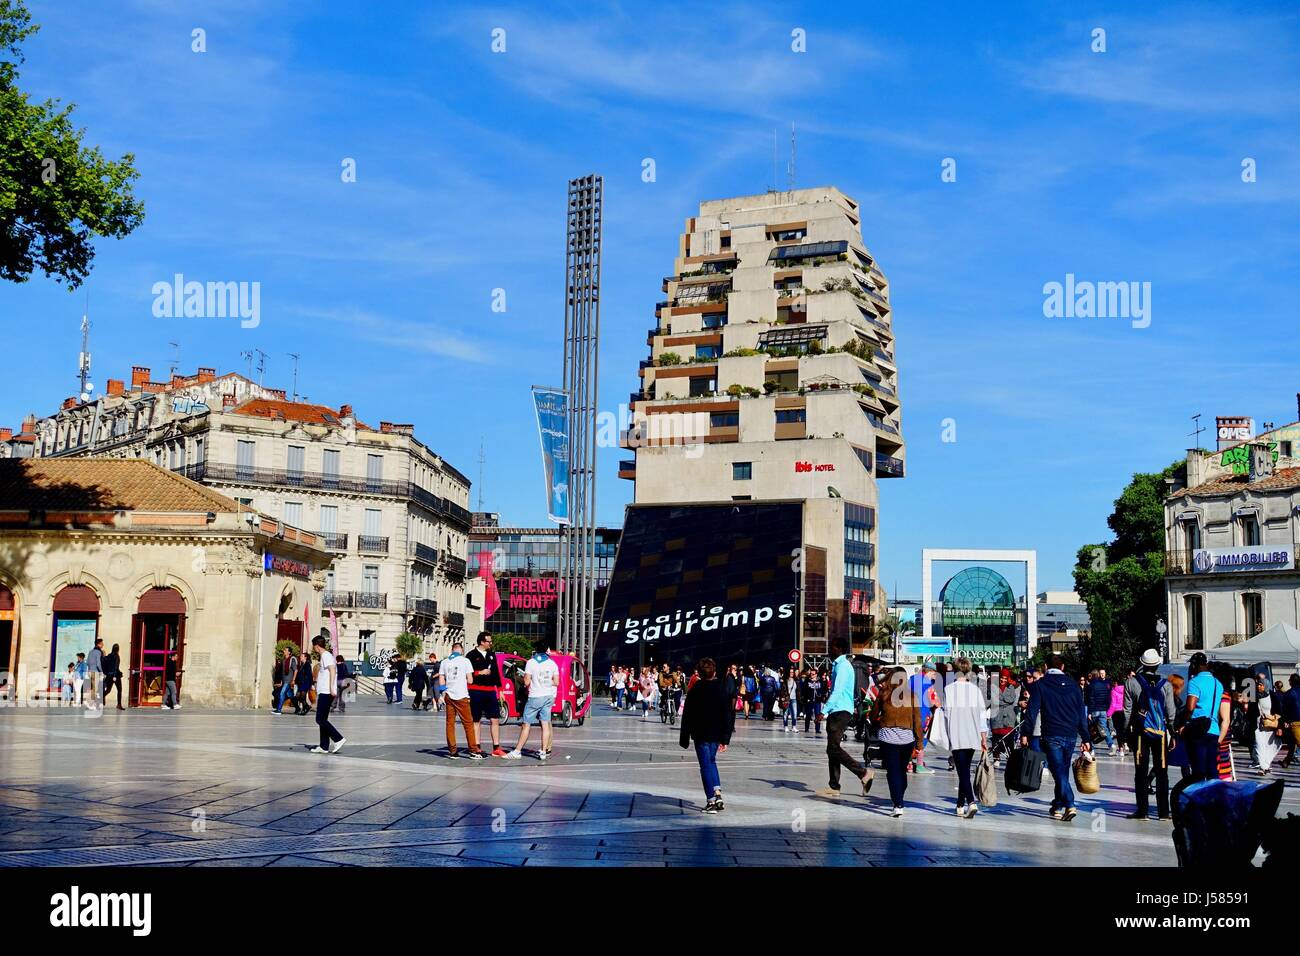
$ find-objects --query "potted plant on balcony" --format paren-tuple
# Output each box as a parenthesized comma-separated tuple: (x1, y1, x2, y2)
(658, 351, 682, 366)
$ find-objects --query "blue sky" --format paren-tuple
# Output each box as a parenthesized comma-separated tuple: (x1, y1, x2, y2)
(3, 1, 1299, 598)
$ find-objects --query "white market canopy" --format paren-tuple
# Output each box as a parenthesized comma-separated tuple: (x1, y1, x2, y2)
(1206, 621, 1300, 669)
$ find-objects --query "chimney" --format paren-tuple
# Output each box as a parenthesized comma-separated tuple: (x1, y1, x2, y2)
(21, 414, 35, 435)
(62, 397, 77, 410)
(106, 379, 124, 397)
(1185, 448, 1205, 490)
(131, 366, 151, 387)
(339, 404, 353, 419)
(222, 394, 237, 408)
(198, 367, 216, 383)
(267, 389, 287, 400)
(0, 428, 11, 442)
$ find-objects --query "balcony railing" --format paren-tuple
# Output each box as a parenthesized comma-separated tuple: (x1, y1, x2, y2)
(411, 542, 439, 565)
(876, 454, 905, 477)
(872, 348, 895, 365)
(358, 535, 389, 554)
(444, 555, 468, 578)
(321, 533, 348, 551)
(323, 590, 387, 610)
(867, 413, 900, 436)
(406, 596, 438, 618)
(179, 463, 473, 529)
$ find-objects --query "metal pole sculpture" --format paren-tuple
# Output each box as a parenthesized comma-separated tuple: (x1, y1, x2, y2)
(557, 174, 602, 669)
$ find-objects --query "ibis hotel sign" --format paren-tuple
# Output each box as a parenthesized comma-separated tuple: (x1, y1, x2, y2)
(1192, 546, 1294, 575)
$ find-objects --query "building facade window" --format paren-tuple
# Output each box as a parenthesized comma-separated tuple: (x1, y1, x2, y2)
(1184, 594, 1203, 650)
(1241, 514, 1261, 546)
(710, 412, 738, 428)
(287, 445, 304, 479)
(284, 501, 303, 527)
(732, 462, 752, 480)
(775, 409, 806, 424)
(320, 504, 338, 534)
(322, 449, 340, 488)
(1243, 592, 1263, 636)
(696, 344, 721, 360)
(366, 454, 384, 491)
(1184, 521, 1201, 551)
(236, 440, 255, 478)
(362, 565, 379, 593)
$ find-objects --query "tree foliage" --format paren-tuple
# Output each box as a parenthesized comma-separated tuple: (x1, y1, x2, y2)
(1071, 460, 1182, 673)
(0, 0, 144, 288)
(394, 631, 424, 660)
(490, 633, 538, 658)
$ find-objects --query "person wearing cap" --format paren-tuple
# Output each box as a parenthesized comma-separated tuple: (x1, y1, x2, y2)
(1123, 649, 1177, 820)
(990, 667, 1020, 749)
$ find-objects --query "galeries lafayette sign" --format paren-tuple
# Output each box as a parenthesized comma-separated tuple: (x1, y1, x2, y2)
(1192, 546, 1294, 574)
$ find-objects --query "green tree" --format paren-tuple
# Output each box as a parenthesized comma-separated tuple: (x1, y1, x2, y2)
(1, 0, 144, 288)
(490, 633, 537, 658)
(394, 631, 423, 660)
(1072, 460, 1182, 674)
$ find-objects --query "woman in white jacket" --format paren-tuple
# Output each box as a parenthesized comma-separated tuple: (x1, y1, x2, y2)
(941, 657, 989, 818)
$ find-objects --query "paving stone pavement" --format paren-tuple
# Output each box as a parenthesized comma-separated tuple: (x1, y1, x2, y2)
(1, 698, 1294, 866)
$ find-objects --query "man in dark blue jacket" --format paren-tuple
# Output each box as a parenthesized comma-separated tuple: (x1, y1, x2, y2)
(1086, 669, 1115, 752)
(1023, 654, 1092, 821)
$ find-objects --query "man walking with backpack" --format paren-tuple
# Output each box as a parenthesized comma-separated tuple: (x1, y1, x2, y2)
(1124, 649, 1178, 820)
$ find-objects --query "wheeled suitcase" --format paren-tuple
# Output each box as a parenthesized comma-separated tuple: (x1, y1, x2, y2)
(1004, 747, 1045, 793)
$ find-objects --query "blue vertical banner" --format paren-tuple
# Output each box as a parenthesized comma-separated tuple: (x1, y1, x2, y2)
(532, 386, 570, 525)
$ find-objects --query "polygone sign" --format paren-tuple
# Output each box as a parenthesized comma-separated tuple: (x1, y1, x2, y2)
(507, 577, 565, 611)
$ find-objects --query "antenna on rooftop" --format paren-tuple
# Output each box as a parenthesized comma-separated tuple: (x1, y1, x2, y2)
(287, 352, 300, 402)
(1189, 413, 1205, 450)
(788, 122, 796, 193)
(477, 438, 486, 512)
(771, 128, 778, 193)
(77, 301, 93, 403)
(168, 341, 180, 379)
(254, 348, 267, 386)
(240, 350, 254, 379)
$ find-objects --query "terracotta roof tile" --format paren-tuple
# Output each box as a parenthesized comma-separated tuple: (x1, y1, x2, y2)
(230, 398, 370, 429)
(0, 458, 242, 513)
(1170, 466, 1300, 500)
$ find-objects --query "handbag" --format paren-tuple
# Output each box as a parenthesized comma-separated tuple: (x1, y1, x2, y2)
(928, 706, 950, 750)
(1072, 751, 1100, 794)
(974, 751, 998, 806)
(1261, 712, 1280, 730)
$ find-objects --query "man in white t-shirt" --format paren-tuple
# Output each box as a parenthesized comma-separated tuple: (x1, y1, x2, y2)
(309, 636, 346, 754)
(505, 640, 560, 760)
(439, 642, 482, 759)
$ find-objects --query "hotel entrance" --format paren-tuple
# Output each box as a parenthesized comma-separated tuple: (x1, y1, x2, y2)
(130, 587, 186, 707)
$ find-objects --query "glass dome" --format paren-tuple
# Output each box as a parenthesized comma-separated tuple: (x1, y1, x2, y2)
(939, 566, 1018, 630)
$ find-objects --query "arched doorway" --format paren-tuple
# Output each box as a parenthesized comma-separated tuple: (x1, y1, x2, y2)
(0, 585, 15, 696)
(131, 587, 186, 707)
(276, 588, 303, 651)
(52, 585, 100, 691)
